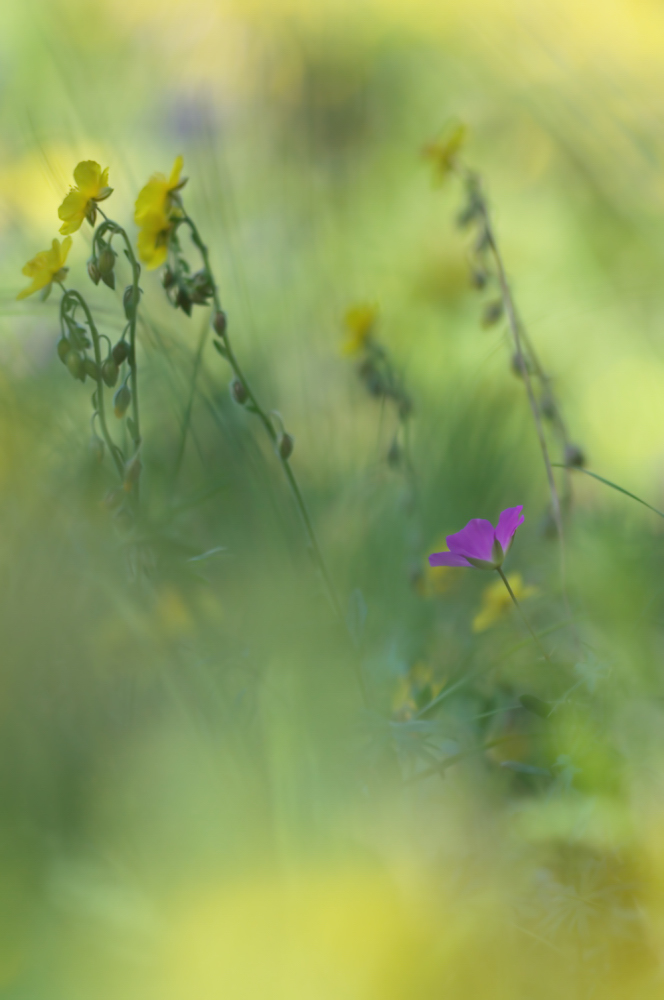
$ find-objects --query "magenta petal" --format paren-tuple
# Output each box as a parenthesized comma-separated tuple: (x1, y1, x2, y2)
(446, 519, 496, 561)
(428, 552, 471, 568)
(495, 506, 525, 552)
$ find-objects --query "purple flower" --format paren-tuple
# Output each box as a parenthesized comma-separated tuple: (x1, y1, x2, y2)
(428, 506, 525, 571)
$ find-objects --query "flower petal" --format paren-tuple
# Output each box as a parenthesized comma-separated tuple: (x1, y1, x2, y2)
(73, 160, 103, 196)
(428, 551, 471, 568)
(494, 506, 525, 552)
(446, 518, 496, 562)
(169, 154, 184, 188)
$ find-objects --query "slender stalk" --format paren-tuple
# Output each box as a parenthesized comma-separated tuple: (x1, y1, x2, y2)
(178, 213, 368, 705)
(497, 567, 550, 662)
(95, 211, 142, 478)
(60, 288, 124, 479)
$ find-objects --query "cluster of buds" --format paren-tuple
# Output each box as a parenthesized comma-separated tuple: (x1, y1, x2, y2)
(162, 238, 214, 316)
(87, 239, 117, 290)
(343, 305, 413, 424)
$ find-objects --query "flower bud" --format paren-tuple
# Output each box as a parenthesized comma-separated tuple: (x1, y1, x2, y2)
(83, 358, 100, 380)
(57, 338, 71, 364)
(98, 246, 116, 276)
(230, 378, 248, 404)
(87, 257, 101, 285)
(564, 443, 586, 468)
(113, 384, 132, 418)
(213, 310, 228, 337)
(162, 268, 175, 289)
(540, 392, 557, 421)
(511, 352, 532, 379)
(123, 285, 140, 320)
(112, 340, 131, 366)
(470, 268, 487, 290)
(102, 357, 119, 387)
(175, 287, 193, 316)
(66, 352, 84, 381)
(89, 435, 105, 463)
(277, 432, 294, 460)
(481, 299, 503, 328)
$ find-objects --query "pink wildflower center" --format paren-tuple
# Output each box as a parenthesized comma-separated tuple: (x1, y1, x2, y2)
(428, 506, 525, 571)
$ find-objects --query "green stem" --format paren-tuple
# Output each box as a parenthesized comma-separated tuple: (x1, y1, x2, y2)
(179, 212, 368, 706)
(497, 567, 550, 662)
(60, 288, 124, 479)
(94, 215, 142, 485)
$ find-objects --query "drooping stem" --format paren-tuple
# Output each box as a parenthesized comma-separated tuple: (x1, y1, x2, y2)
(60, 288, 124, 479)
(94, 214, 142, 483)
(177, 213, 368, 705)
(497, 567, 550, 662)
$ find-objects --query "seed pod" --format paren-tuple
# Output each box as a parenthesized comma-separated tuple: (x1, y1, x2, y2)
(87, 257, 101, 285)
(113, 384, 132, 418)
(57, 338, 71, 363)
(230, 378, 248, 405)
(66, 352, 84, 381)
(213, 310, 228, 337)
(102, 357, 119, 387)
(564, 443, 586, 468)
(481, 299, 503, 328)
(123, 285, 140, 320)
(83, 358, 99, 380)
(98, 246, 116, 276)
(277, 432, 294, 460)
(112, 340, 131, 366)
(89, 435, 105, 463)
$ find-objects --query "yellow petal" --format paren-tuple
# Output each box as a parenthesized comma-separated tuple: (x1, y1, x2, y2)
(21, 250, 50, 278)
(169, 155, 184, 188)
(73, 160, 103, 197)
(134, 178, 167, 224)
(58, 189, 89, 234)
(57, 236, 72, 266)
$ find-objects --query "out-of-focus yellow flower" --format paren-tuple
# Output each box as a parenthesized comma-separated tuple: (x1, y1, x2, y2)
(134, 155, 185, 225)
(423, 123, 466, 181)
(134, 156, 186, 268)
(136, 209, 174, 270)
(414, 537, 460, 598)
(342, 303, 377, 356)
(17, 237, 72, 300)
(393, 660, 445, 719)
(472, 573, 537, 633)
(58, 161, 113, 234)
(154, 585, 193, 637)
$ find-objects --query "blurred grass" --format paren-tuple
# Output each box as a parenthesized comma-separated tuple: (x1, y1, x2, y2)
(2, 0, 664, 996)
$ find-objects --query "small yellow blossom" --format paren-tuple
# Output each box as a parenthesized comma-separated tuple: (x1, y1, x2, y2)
(423, 123, 466, 181)
(17, 237, 72, 300)
(134, 156, 186, 268)
(342, 303, 377, 356)
(134, 155, 185, 225)
(392, 661, 445, 720)
(136, 209, 173, 270)
(58, 161, 113, 234)
(472, 573, 537, 633)
(414, 537, 460, 598)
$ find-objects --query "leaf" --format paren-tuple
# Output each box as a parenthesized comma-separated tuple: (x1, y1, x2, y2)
(554, 463, 664, 520)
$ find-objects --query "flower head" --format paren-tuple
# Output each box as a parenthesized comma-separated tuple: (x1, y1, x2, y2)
(134, 156, 186, 269)
(58, 161, 113, 235)
(17, 237, 72, 300)
(342, 303, 377, 356)
(428, 506, 524, 570)
(472, 573, 537, 633)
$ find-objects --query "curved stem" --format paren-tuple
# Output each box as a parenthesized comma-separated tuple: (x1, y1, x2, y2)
(178, 213, 368, 705)
(497, 567, 550, 662)
(60, 288, 124, 479)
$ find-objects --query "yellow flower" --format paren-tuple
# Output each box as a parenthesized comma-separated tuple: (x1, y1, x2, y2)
(422, 123, 466, 181)
(134, 156, 186, 268)
(472, 573, 537, 633)
(414, 536, 459, 598)
(342, 303, 377, 356)
(134, 155, 185, 225)
(58, 161, 113, 234)
(136, 209, 173, 270)
(17, 237, 72, 300)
